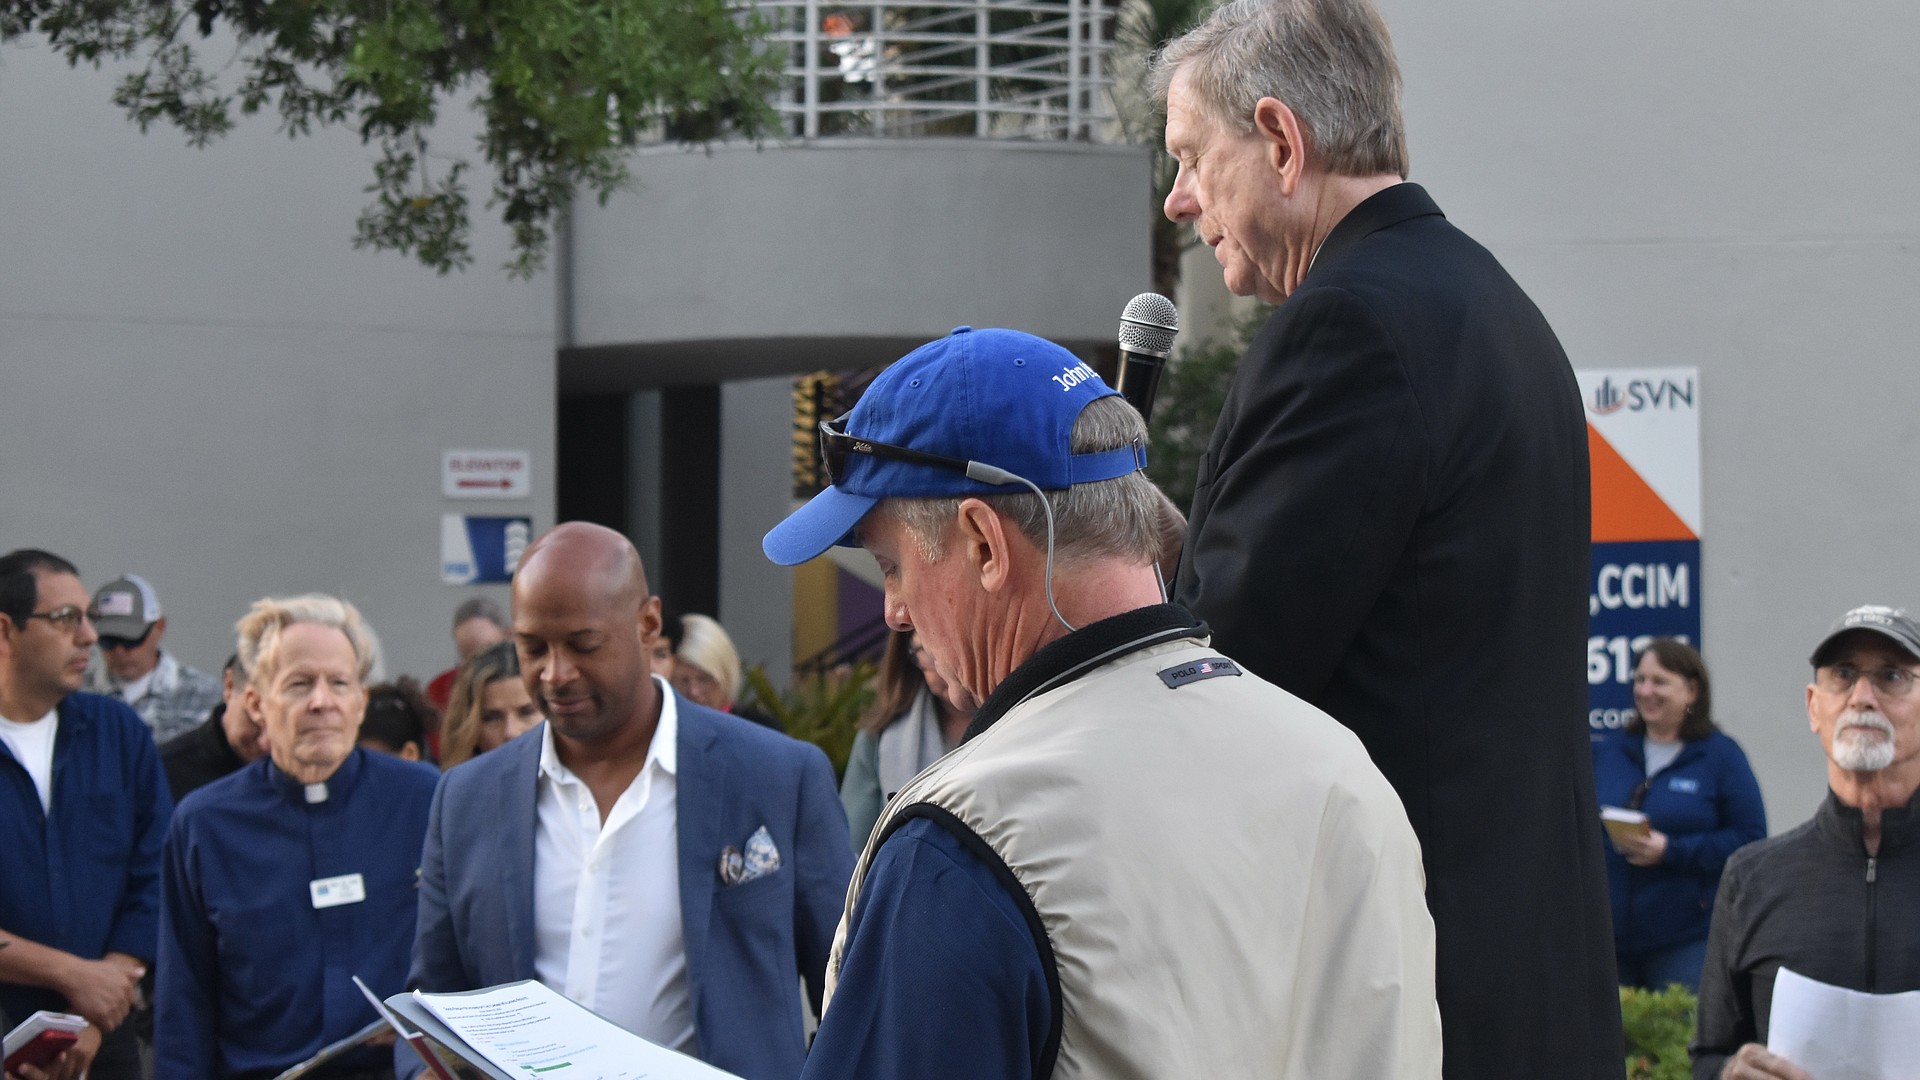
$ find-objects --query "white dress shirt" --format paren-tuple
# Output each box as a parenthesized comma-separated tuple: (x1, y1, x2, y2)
(532, 676, 694, 1052)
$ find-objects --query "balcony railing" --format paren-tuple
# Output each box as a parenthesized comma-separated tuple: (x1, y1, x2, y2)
(757, 0, 1117, 141)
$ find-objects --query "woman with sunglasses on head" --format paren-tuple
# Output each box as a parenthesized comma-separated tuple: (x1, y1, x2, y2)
(1592, 638, 1767, 992)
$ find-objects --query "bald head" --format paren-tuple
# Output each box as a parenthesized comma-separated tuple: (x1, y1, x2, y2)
(517, 522, 649, 609)
(511, 522, 663, 749)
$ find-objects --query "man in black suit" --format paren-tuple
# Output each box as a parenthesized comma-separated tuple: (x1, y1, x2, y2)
(1153, 2, 1621, 1079)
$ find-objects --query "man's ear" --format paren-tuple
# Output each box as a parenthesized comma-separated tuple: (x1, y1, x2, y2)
(1806, 684, 1819, 733)
(1253, 96, 1308, 196)
(637, 594, 663, 650)
(955, 499, 1013, 593)
(0, 613, 14, 658)
(243, 682, 265, 725)
(151, 616, 168, 645)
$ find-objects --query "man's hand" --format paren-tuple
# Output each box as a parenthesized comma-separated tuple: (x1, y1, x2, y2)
(1721, 1043, 1813, 1080)
(12, 1021, 99, 1080)
(55, 954, 142, 1031)
(1618, 827, 1669, 867)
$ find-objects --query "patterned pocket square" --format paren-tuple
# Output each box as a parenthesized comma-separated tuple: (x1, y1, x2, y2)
(718, 825, 782, 886)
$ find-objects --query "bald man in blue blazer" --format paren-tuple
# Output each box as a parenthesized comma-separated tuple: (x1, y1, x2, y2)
(403, 524, 852, 1080)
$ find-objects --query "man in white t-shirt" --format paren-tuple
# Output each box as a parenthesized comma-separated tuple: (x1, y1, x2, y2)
(0, 549, 172, 1080)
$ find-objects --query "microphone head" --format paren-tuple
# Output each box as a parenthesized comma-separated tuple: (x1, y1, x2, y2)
(1119, 292, 1179, 358)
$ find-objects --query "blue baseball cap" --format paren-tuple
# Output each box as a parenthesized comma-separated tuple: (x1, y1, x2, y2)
(762, 326, 1146, 566)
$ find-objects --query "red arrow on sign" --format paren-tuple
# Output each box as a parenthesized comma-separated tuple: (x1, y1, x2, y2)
(457, 478, 514, 490)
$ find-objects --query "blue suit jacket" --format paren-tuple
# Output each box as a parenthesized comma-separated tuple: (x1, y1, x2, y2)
(405, 694, 853, 1080)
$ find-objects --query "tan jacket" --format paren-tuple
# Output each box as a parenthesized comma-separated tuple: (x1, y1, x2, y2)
(827, 633, 1443, 1079)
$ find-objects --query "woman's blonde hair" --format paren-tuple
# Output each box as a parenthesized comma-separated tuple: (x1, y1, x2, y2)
(235, 593, 378, 687)
(676, 614, 743, 704)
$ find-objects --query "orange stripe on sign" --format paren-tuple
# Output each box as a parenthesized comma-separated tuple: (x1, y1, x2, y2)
(1589, 424, 1696, 542)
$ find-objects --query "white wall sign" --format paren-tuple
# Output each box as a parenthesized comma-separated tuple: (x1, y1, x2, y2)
(443, 449, 530, 499)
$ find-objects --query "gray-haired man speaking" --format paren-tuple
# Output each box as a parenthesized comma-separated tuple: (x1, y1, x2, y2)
(765, 327, 1439, 1079)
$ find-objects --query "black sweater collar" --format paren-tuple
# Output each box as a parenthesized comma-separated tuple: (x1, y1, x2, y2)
(1816, 785, 1920, 856)
(962, 604, 1206, 744)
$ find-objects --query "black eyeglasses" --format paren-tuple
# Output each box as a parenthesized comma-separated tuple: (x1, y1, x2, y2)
(818, 411, 971, 486)
(1817, 663, 1920, 698)
(99, 626, 156, 651)
(23, 606, 89, 635)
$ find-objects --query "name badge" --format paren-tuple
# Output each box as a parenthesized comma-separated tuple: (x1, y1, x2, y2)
(310, 873, 367, 909)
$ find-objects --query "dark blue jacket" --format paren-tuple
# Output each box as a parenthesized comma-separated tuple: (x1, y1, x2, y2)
(1593, 729, 1766, 954)
(0, 692, 173, 1021)
(405, 694, 853, 1080)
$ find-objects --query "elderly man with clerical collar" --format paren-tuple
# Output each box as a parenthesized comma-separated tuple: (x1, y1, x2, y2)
(85, 573, 222, 746)
(0, 549, 170, 1080)
(155, 594, 440, 1080)
(1692, 605, 1920, 1080)
(764, 327, 1439, 1079)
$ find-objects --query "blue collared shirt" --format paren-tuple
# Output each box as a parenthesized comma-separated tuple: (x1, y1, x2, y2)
(156, 749, 439, 1080)
(801, 816, 1052, 1080)
(0, 692, 172, 1021)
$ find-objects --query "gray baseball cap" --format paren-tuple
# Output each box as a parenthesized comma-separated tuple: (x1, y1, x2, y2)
(88, 574, 162, 639)
(1809, 604, 1920, 667)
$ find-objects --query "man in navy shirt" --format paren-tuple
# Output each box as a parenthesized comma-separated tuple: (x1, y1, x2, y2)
(0, 549, 171, 1080)
(764, 329, 1438, 1079)
(157, 594, 439, 1080)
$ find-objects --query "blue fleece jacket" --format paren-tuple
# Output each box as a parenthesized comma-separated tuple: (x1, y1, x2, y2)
(1593, 729, 1766, 955)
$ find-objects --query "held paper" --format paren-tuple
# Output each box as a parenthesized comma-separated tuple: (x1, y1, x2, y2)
(1767, 966, 1920, 1080)
(414, 980, 740, 1080)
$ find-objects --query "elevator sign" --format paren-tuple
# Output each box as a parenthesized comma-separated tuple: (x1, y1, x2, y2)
(1575, 368, 1701, 740)
(443, 449, 530, 499)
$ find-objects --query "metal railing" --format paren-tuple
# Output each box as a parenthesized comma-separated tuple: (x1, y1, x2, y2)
(756, 0, 1117, 141)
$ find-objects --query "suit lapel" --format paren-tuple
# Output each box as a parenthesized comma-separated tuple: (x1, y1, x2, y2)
(674, 700, 726, 1002)
(502, 729, 543, 980)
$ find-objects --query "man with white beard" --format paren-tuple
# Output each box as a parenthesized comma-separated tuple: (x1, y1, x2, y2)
(1691, 605, 1920, 1080)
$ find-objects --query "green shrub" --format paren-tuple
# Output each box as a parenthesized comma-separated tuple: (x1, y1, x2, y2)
(741, 663, 876, 781)
(1621, 984, 1697, 1080)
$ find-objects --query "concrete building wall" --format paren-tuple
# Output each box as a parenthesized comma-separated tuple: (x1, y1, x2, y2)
(1367, 0, 1920, 832)
(562, 139, 1154, 390)
(0, 46, 555, 681)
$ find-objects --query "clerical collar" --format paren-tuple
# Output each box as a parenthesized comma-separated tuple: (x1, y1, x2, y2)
(266, 748, 364, 806)
(962, 604, 1206, 743)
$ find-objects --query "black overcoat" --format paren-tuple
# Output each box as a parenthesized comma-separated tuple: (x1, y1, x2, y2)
(1176, 182, 1624, 1080)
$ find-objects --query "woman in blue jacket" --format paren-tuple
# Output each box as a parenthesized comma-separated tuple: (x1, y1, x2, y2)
(1593, 638, 1766, 992)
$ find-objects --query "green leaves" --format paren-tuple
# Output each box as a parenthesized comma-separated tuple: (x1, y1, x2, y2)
(5, 0, 780, 275)
(1620, 984, 1697, 1080)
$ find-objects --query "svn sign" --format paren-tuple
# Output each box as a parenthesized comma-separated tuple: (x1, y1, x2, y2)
(443, 450, 530, 500)
(1576, 368, 1701, 740)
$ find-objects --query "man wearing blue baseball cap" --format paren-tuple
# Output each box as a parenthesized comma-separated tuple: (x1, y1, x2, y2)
(765, 327, 1441, 1079)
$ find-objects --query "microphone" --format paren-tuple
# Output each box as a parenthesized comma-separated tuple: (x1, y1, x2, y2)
(1115, 292, 1178, 423)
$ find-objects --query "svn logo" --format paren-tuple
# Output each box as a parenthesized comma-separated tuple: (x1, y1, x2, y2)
(1589, 376, 1695, 415)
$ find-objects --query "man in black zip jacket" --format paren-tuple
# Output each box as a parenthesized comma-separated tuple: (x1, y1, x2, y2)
(1693, 605, 1920, 1080)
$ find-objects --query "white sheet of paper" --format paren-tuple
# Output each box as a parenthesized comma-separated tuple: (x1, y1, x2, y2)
(1767, 966, 1920, 1080)
(414, 980, 740, 1080)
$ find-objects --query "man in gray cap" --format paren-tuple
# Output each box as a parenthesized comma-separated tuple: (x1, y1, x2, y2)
(1692, 605, 1920, 1080)
(86, 574, 220, 745)
(766, 327, 1437, 1079)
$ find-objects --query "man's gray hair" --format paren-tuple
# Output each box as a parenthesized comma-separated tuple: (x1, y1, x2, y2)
(452, 595, 506, 631)
(883, 395, 1164, 566)
(1150, 0, 1408, 180)
(236, 594, 380, 687)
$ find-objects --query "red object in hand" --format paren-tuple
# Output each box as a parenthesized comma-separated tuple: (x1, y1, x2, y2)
(4, 1029, 79, 1073)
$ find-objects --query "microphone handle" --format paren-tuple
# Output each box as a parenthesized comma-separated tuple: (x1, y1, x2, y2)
(1116, 350, 1167, 424)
